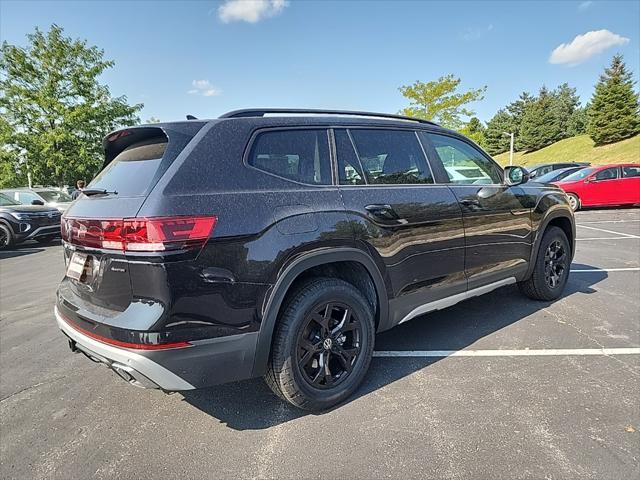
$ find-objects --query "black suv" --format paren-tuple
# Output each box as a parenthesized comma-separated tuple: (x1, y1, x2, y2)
(55, 109, 575, 411)
(0, 193, 61, 249)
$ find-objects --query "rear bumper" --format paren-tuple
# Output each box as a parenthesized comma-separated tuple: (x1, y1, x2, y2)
(56, 306, 261, 390)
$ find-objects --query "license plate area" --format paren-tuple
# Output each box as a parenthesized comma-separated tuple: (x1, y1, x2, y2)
(66, 252, 99, 283)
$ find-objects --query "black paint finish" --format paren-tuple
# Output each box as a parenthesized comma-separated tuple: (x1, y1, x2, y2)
(55, 113, 575, 389)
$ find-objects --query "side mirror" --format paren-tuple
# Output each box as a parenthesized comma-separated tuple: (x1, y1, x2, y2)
(584, 177, 593, 183)
(504, 166, 529, 186)
(31, 199, 45, 206)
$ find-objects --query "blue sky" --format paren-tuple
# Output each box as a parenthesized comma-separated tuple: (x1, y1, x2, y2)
(1, 0, 638, 123)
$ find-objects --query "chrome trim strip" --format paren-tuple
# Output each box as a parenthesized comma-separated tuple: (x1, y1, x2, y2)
(398, 277, 517, 325)
(55, 306, 195, 391)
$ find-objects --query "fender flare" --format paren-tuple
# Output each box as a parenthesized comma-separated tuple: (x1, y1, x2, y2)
(525, 208, 576, 279)
(251, 247, 389, 376)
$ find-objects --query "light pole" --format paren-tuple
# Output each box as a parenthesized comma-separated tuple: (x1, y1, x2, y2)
(503, 132, 515, 166)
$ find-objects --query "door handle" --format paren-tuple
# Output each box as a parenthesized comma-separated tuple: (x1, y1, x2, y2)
(365, 204, 399, 220)
(460, 199, 481, 207)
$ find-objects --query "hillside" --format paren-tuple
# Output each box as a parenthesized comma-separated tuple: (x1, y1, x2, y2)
(493, 134, 640, 167)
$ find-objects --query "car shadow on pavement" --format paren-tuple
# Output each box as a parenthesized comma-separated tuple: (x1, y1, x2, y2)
(181, 265, 606, 431)
(0, 239, 61, 260)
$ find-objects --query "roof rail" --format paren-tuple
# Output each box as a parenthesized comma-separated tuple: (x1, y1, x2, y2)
(219, 108, 439, 126)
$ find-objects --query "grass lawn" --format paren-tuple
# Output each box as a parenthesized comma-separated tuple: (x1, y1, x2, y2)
(493, 134, 640, 167)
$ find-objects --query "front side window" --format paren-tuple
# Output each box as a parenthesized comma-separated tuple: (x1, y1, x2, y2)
(248, 129, 330, 185)
(348, 129, 433, 185)
(0, 193, 19, 206)
(16, 191, 40, 204)
(426, 133, 502, 185)
(335, 130, 365, 185)
(594, 167, 619, 181)
(38, 190, 72, 203)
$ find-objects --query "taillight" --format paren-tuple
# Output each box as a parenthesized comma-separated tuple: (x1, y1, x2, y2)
(61, 216, 217, 252)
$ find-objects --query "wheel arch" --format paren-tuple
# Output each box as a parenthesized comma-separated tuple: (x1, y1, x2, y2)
(525, 208, 576, 279)
(251, 248, 389, 377)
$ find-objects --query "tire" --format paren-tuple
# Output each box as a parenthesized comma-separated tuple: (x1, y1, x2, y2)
(265, 277, 375, 411)
(567, 193, 580, 212)
(0, 223, 13, 250)
(518, 226, 571, 301)
(35, 235, 56, 244)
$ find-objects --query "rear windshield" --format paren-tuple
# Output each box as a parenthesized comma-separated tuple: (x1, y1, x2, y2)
(90, 139, 167, 196)
(38, 190, 72, 202)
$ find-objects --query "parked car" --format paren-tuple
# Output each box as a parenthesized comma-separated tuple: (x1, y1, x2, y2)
(531, 166, 587, 184)
(553, 163, 640, 211)
(54, 109, 575, 411)
(0, 193, 62, 249)
(0, 187, 73, 212)
(528, 162, 590, 179)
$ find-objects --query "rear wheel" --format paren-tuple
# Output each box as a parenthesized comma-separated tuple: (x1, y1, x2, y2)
(518, 226, 571, 301)
(0, 224, 13, 250)
(567, 193, 580, 212)
(265, 277, 375, 411)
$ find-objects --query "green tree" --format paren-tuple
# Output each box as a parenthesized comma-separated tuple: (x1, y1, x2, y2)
(0, 25, 142, 187)
(551, 83, 580, 141)
(484, 109, 514, 156)
(505, 92, 534, 150)
(399, 75, 486, 130)
(587, 54, 640, 145)
(567, 105, 588, 136)
(519, 86, 563, 151)
(459, 117, 486, 147)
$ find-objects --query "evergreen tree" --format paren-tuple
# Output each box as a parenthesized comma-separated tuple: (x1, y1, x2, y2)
(506, 92, 534, 149)
(484, 109, 514, 156)
(519, 86, 563, 151)
(567, 106, 588, 136)
(552, 83, 580, 141)
(587, 54, 640, 145)
(459, 117, 486, 147)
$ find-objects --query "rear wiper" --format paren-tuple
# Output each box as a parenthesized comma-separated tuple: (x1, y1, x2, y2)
(81, 189, 118, 197)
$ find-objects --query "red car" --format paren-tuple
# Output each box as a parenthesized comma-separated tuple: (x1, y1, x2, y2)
(553, 163, 640, 211)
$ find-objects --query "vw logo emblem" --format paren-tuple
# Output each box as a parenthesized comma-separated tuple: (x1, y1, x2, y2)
(323, 338, 333, 350)
(48, 212, 53, 218)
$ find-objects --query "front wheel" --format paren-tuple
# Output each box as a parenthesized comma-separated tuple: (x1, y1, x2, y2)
(518, 226, 571, 301)
(0, 224, 14, 250)
(265, 277, 375, 411)
(567, 193, 580, 212)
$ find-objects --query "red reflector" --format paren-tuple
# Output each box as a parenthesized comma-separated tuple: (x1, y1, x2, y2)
(61, 216, 217, 252)
(63, 314, 192, 350)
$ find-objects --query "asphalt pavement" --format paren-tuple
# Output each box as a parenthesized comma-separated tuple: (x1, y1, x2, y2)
(1, 208, 638, 479)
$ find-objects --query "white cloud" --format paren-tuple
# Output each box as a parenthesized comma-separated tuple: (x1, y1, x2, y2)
(578, 1, 593, 11)
(218, 0, 288, 24)
(461, 24, 494, 41)
(187, 79, 221, 97)
(549, 29, 629, 66)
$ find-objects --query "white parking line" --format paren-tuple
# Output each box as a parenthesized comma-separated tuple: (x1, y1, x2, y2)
(571, 267, 640, 272)
(576, 237, 640, 241)
(576, 224, 640, 238)
(577, 219, 640, 224)
(373, 348, 640, 358)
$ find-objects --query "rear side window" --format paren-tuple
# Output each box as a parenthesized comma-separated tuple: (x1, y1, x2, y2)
(248, 130, 331, 185)
(622, 166, 640, 178)
(348, 129, 433, 185)
(335, 130, 365, 185)
(90, 138, 168, 196)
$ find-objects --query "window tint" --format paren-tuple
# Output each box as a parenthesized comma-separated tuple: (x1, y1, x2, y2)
(90, 138, 168, 196)
(348, 129, 433, 185)
(622, 166, 640, 178)
(335, 130, 365, 185)
(594, 167, 619, 181)
(249, 130, 330, 185)
(426, 133, 502, 185)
